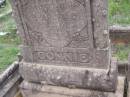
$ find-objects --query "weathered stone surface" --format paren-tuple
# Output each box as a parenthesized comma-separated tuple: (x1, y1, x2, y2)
(127, 54, 130, 97)
(14, 91, 23, 97)
(10, 0, 110, 69)
(19, 58, 117, 92)
(91, 0, 109, 49)
(0, 69, 22, 97)
(20, 77, 124, 97)
(127, 54, 130, 81)
(0, 61, 19, 86)
(128, 82, 130, 97)
(10, 0, 119, 95)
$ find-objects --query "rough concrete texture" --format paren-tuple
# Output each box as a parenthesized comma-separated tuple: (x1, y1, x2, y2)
(127, 54, 130, 81)
(0, 61, 19, 86)
(0, 70, 22, 97)
(128, 54, 130, 97)
(9, 0, 120, 96)
(128, 82, 130, 97)
(19, 58, 117, 92)
(20, 77, 124, 97)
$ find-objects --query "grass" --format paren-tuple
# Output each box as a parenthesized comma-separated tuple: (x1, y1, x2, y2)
(0, 13, 16, 32)
(0, 44, 19, 72)
(0, 0, 16, 33)
(113, 44, 130, 61)
(0, 0, 20, 72)
(109, 0, 130, 61)
(109, 0, 130, 25)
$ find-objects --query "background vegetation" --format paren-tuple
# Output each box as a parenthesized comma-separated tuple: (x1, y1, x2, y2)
(109, 0, 130, 25)
(0, 0, 130, 72)
(109, 0, 130, 61)
(0, 0, 20, 72)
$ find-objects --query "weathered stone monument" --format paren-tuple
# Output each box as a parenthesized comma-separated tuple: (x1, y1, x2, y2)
(10, 0, 125, 97)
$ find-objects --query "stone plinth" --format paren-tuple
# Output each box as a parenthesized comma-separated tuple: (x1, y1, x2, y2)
(20, 77, 124, 97)
(19, 58, 117, 92)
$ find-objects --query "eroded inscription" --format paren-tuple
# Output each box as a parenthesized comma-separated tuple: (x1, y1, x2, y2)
(35, 50, 91, 63)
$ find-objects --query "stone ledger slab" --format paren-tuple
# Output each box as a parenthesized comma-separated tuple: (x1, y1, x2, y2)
(20, 77, 124, 97)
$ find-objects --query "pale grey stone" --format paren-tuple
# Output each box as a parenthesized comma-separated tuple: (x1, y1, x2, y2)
(9, 0, 119, 95)
(20, 77, 124, 97)
(0, 61, 19, 86)
(128, 82, 130, 97)
(0, 70, 22, 97)
(10, 0, 110, 69)
(20, 45, 33, 62)
(127, 54, 130, 97)
(127, 54, 130, 81)
(19, 58, 117, 92)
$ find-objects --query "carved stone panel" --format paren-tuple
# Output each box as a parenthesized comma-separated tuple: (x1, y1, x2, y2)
(10, 0, 109, 68)
(19, 0, 92, 47)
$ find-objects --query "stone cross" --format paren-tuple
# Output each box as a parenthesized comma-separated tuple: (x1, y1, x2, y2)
(10, 0, 122, 97)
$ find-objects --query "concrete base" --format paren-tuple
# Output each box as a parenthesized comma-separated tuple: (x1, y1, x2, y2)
(0, 62, 23, 97)
(128, 82, 130, 97)
(20, 77, 125, 97)
(19, 61, 118, 92)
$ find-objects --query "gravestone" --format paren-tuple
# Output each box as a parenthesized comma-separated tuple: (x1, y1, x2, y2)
(10, 0, 125, 97)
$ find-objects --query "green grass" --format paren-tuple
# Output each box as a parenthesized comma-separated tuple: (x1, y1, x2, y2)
(0, 0, 16, 33)
(0, 0, 20, 72)
(0, 28, 20, 45)
(109, 0, 130, 60)
(0, 14, 16, 32)
(113, 44, 130, 61)
(109, 0, 130, 25)
(0, 44, 19, 72)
